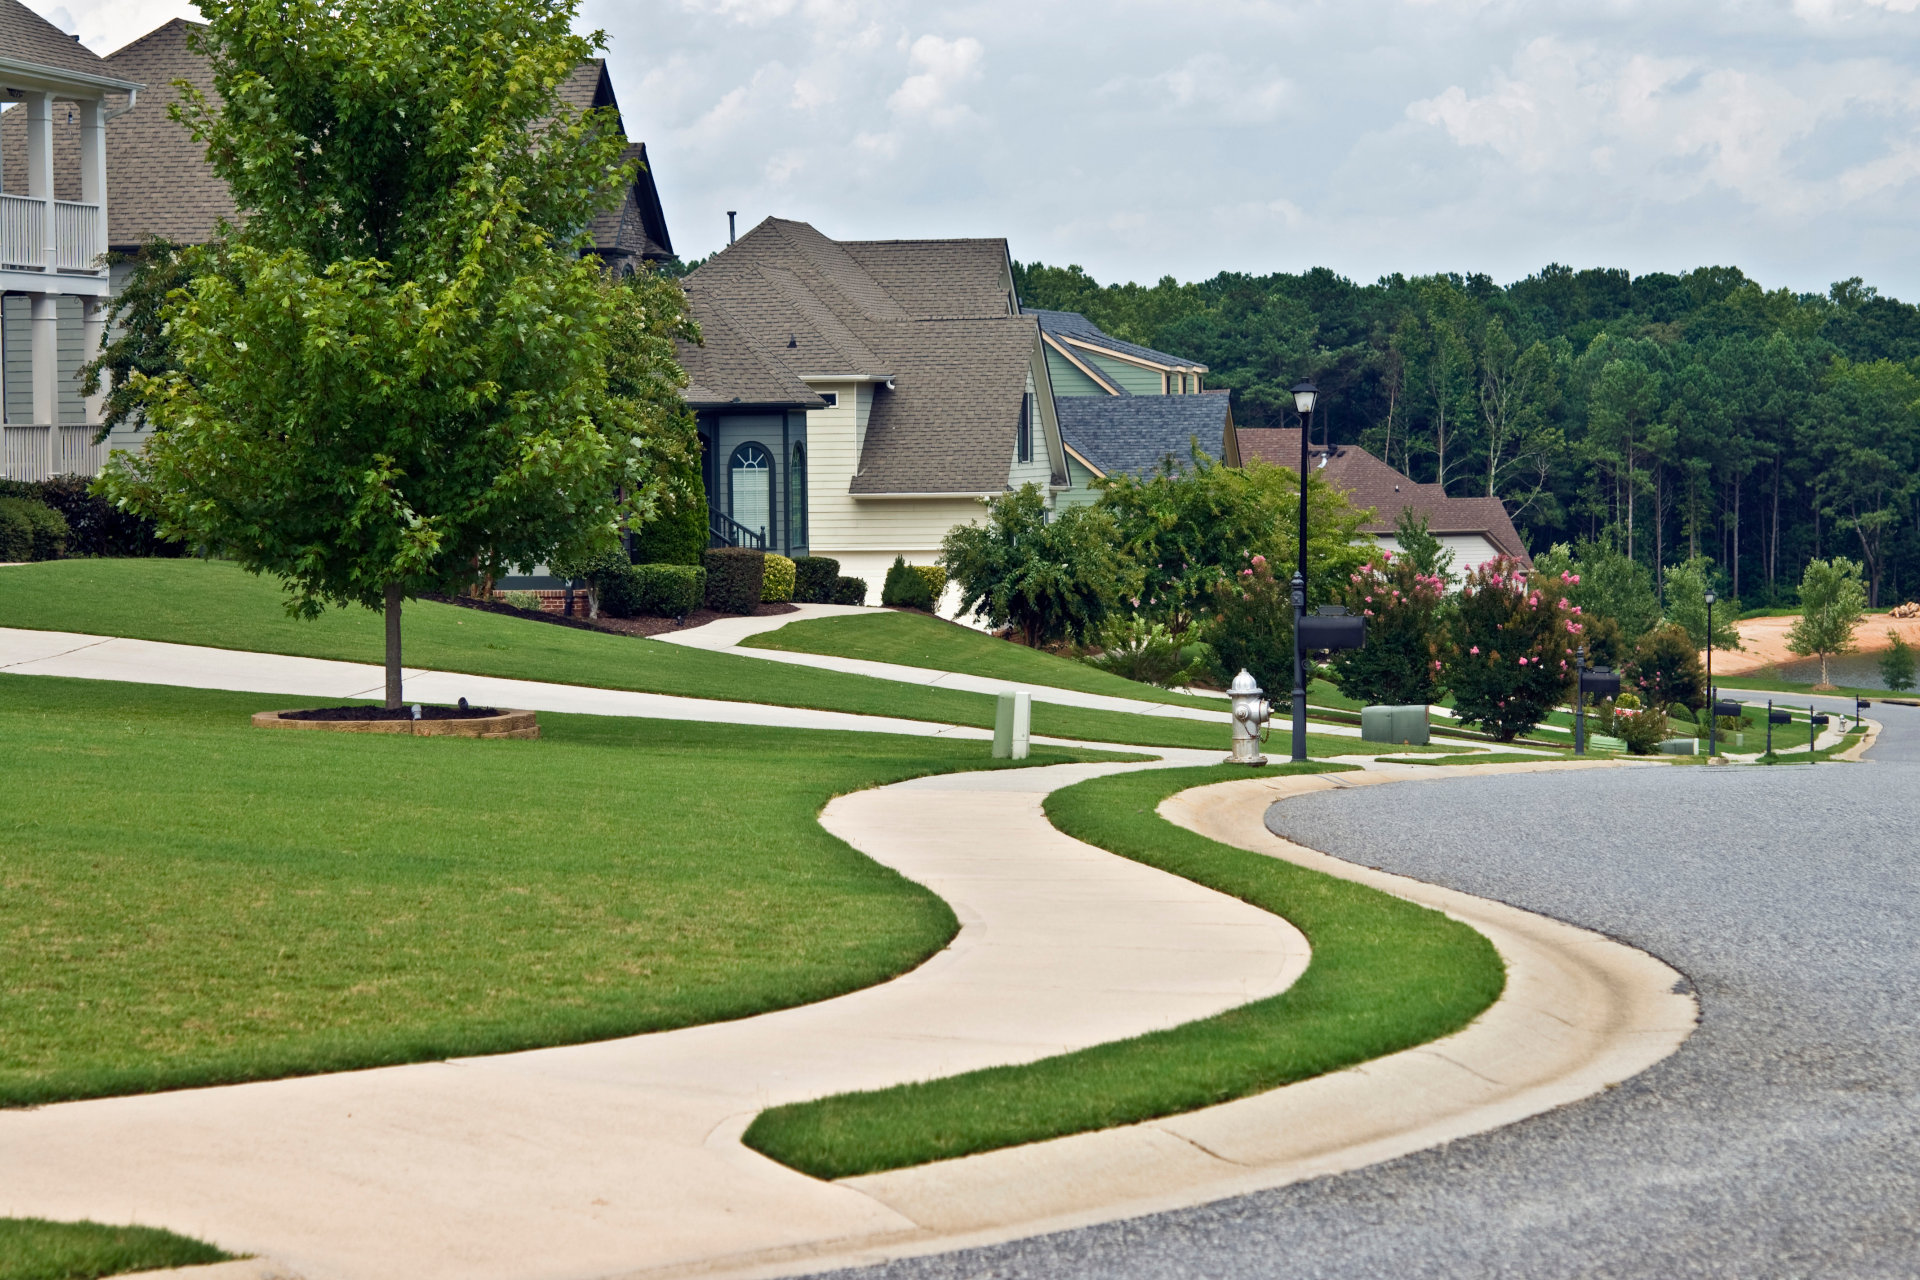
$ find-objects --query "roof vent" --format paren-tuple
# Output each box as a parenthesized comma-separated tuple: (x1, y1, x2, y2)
(787, 334, 797, 348)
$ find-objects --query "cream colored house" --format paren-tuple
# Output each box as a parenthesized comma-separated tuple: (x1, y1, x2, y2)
(677, 218, 1070, 604)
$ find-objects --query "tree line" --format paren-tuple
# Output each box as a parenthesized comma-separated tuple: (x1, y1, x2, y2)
(1016, 261, 1920, 610)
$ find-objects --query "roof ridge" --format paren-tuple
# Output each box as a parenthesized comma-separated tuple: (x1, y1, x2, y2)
(765, 218, 913, 323)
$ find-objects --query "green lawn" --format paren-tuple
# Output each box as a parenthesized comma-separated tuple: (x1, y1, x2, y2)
(742, 610, 1223, 710)
(0, 560, 1378, 754)
(0, 676, 1124, 1107)
(742, 762, 1506, 1179)
(0, 1218, 231, 1280)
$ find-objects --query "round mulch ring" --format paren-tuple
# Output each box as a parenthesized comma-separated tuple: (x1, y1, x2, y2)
(252, 707, 539, 739)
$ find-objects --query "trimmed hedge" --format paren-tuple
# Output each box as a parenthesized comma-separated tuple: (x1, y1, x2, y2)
(830, 575, 869, 606)
(704, 547, 766, 614)
(634, 563, 706, 617)
(0, 475, 179, 558)
(629, 497, 707, 567)
(913, 563, 946, 602)
(0, 497, 68, 562)
(882, 556, 935, 610)
(793, 556, 841, 604)
(762, 553, 796, 603)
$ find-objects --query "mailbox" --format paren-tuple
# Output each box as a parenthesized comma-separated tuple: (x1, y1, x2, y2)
(1769, 707, 1794, 724)
(1857, 699, 1873, 710)
(1713, 700, 1744, 719)
(1579, 666, 1622, 699)
(1811, 714, 1831, 727)
(1299, 607, 1366, 652)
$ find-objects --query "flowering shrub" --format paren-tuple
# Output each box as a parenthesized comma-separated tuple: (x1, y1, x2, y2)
(1207, 554, 1294, 695)
(1327, 549, 1449, 707)
(1605, 691, 1670, 754)
(1444, 556, 1583, 741)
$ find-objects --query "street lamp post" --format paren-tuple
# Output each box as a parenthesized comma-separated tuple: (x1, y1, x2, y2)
(1705, 589, 1717, 758)
(1290, 380, 1318, 764)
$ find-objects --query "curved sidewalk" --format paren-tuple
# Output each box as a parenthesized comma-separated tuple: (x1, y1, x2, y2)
(0, 756, 1311, 1280)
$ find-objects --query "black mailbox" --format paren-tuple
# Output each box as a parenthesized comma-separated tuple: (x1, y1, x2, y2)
(1299, 609, 1366, 652)
(1857, 699, 1873, 710)
(1812, 714, 1831, 727)
(1579, 667, 1622, 699)
(1713, 700, 1744, 719)
(1769, 708, 1794, 725)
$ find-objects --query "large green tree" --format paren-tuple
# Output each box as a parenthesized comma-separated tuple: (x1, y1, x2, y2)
(941, 484, 1131, 648)
(100, 0, 652, 706)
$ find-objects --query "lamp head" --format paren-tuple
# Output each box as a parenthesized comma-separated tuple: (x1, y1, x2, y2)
(1704, 590, 1716, 607)
(1291, 381, 1318, 416)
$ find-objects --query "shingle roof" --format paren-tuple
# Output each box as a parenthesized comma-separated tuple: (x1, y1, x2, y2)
(683, 217, 1060, 494)
(0, 0, 112, 79)
(1026, 307, 1206, 372)
(1235, 428, 1530, 563)
(98, 19, 233, 247)
(1055, 394, 1232, 479)
(677, 289, 825, 410)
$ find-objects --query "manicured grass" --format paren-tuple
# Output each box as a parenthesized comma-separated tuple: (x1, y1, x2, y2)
(741, 762, 1506, 1179)
(0, 1218, 232, 1280)
(1749, 730, 1864, 765)
(0, 560, 1370, 754)
(0, 676, 1124, 1107)
(1711, 670, 1891, 701)
(742, 610, 1223, 710)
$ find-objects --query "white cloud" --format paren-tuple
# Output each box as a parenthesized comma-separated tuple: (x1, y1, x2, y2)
(886, 34, 984, 125)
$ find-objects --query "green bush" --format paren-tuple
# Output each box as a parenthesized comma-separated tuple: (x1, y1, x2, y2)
(1206, 554, 1293, 696)
(1609, 691, 1670, 755)
(1327, 550, 1448, 707)
(1084, 616, 1202, 688)
(0, 475, 181, 557)
(913, 563, 946, 602)
(1878, 631, 1915, 692)
(831, 575, 868, 606)
(1629, 622, 1705, 710)
(629, 496, 708, 567)
(942, 483, 1129, 647)
(793, 556, 841, 604)
(704, 547, 766, 614)
(0, 497, 68, 562)
(633, 563, 705, 617)
(1445, 555, 1581, 742)
(882, 555, 936, 610)
(762, 553, 796, 603)
(499, 590, 544, 612)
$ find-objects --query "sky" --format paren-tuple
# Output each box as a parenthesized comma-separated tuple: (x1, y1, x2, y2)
(37, 0, 1920, 299)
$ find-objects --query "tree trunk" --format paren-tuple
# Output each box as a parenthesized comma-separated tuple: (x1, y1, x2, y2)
(1655, 467, 1665, 605)
(384, 581, 403, 709)
(1732, 476, 1741, 603)
(1769, 461, 1781, 595)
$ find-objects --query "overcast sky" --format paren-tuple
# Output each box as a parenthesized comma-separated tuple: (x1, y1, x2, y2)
(41, 0, 1920, 299)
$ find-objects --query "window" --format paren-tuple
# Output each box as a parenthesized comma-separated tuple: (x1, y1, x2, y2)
(1016, 393, 1032, 464)
(788, 442, 807, 550)
(817, 391, 839, 408)
(729, 442, 772, 543)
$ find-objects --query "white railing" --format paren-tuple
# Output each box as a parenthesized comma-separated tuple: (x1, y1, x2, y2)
(0, 425, 107, 480)
(0, 196, 104, 274)
(0, 195, 45, 271)
(54, 201, 101, 273)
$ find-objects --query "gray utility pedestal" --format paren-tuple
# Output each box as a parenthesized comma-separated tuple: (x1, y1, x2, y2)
(1656, 737, 1699, 756)
(1361, 705, 1430, 746)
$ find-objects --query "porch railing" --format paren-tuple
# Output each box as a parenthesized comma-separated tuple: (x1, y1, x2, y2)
(708, 508, 767, 550)
(0, 424, 107, 481)
(0, 195, 105, 273)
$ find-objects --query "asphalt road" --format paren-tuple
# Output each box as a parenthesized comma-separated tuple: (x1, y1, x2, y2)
(816, 700, 1920, 1279)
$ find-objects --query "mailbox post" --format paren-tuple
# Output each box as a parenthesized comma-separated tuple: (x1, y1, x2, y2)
(1766, 700, 1793, 756)
(1711, 698, 1742, 759)
(1292, 606, 1367, 761)
(1810, 708, 1829, 760)
(1573, 644, 1622, 754)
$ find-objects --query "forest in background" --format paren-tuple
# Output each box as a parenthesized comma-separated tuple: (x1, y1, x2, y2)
(1013, 260, 1920, 610)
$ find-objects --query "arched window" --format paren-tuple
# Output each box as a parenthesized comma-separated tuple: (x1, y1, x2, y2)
(788, 442, 807, 549)
(729, 442, 772, 544)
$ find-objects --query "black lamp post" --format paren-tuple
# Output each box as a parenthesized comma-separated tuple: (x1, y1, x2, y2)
(1705, 589, 1716, 757)
(1290, 380, 1318, 763)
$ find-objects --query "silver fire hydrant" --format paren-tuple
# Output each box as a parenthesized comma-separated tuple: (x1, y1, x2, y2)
(1226, 668, 1271, 766)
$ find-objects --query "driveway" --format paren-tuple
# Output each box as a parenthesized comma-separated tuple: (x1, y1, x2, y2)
(819, 701, 1920, 1278)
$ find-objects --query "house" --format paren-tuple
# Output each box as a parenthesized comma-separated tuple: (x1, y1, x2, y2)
(1234, 427, 1531, 572)
(0, 0, 139, 478)
(1023, 308, 1234, 508)
(0, 8, 672, 477)
(677, 218, 1068, 601)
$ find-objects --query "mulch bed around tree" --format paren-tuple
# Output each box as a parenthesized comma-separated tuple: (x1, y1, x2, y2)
(426, 593, 798, 637)
(282, 704, 502, 722)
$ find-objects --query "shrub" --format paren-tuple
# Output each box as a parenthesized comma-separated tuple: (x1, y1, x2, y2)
(634, 563, 705, 617)
(830, 575, 868, 606)
(499, 590, 544, 612)
(1880, 631, 1916, 692)
(704, 547, 766, 614)
(0, 475, 180, 557)
(942, 483, 1131, 647)
(0, 497, 69, 562)
(793, 556, 840, 604)
(882, 556, 936, 610)
(1084, 616, 1200, 688)
(1327, 549, 1449, 707)
(1444, 555, 1583, 741)
(550, 546, 634, 619)
(913, 563, 947, 603)
(1609, 691, 1670, 755)
(1204, 554, 1293, 697)
(628, 495, 708, 567)
(761, 554, 796, 603)
(1628, 622, 1706, 711)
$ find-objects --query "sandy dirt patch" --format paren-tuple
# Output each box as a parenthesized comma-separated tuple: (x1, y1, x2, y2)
(1709, 613, 1920, 675)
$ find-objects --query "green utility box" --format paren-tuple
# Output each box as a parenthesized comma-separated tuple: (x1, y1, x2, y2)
(1656, 737, 1698, 755)
(1361, 704, 1430, 746)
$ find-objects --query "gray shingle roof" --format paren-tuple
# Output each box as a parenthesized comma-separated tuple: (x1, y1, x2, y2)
(677, 288, 825, 410)
(1026, 307, 1206, 371)
(684, 217, 1060, 494)
(1055, 393, 1232, 479)
(0, 0, 112, 79)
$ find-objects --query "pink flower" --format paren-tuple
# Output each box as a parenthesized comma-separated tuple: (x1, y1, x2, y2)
(1518, 657, 1528, 666)
(1470, 645, 1480, 655)
(1572, 574, 1581, 584)
(1251, 554, 1267, 567)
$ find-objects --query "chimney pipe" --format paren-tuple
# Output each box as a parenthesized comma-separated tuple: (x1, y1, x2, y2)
(727, 211, 737, 245)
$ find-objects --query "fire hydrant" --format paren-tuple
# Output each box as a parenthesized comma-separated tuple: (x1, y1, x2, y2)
(1227, 668, 1271, 766)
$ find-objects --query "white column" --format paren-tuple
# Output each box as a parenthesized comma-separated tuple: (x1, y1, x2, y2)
(25, 92, 54, 271)
(78, 98, 106, 267)
(83, 296, 106, 426)
(31, 292, 56, 474)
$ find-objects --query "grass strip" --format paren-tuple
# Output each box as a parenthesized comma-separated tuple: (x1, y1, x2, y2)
(0, 1217, 232, 1280)
(0, 676, 1125, 1107)
(741, 762, 1506, 1180)
(0, 560, 1385, 754)
(1376, 752, 1568, 766)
